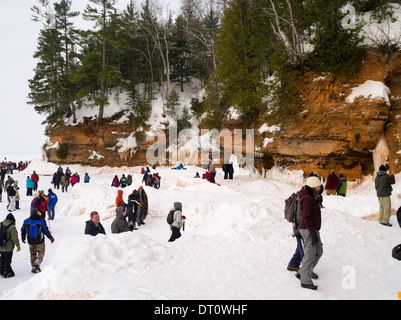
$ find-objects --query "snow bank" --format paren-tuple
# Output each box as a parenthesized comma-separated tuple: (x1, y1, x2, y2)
(2, 160, 401, 300)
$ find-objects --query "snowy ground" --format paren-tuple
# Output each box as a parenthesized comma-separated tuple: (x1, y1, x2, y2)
(0, 159, 401, 300)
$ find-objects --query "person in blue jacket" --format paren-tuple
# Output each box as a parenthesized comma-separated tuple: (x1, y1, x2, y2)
(21, 208, 54, 273)
(47, 189, 58, 220)
(84, 173, 90, 183)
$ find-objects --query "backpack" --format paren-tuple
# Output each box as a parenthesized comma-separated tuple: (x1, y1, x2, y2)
(0, 222, 11, 247)
(166, 210, 175, 225)
(284, 192, 301, 226)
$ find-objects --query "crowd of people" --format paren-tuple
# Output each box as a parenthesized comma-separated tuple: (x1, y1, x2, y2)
(286, 165, 397, 291)
(1, 160, 399, 293)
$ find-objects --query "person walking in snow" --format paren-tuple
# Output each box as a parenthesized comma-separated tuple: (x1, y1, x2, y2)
(120, 174, 128, 188)
(31, 171, 39, 192)
(136, 186, 148, 226)
(375, 165, 396, 227)
(325, 170, 339, 195)
(337, 174, 347, 197)
(111, 206, 130, 234)
(208, 159, 216, 183)
(0, 213, 21, 278)
(296, 176, 323, 290)
(111, 175, 120, 188)
(127, 189, 140, 230)
(61, 174, 68, 192)
(115, 189, 126, 210)
(26, 176, 34, 196)
(47, 189, 58, 220)
(84, 173, 90, 183)
(14, 180, 20, 210)
(5, 180, 16, 212)
(21, 208, 54, 273)
(70, 174, 79, 187)
(84, 211, 106, 236)
(168, 202, 184, 242)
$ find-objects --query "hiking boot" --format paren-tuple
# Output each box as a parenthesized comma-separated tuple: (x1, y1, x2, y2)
(32, 263, 41, 273)
(4, 272, 15, 278)
(287, 266, 300, 272)
(301, 283, 318, 290)
(295, 272, 319, 280)
(380, 222, 392, 227)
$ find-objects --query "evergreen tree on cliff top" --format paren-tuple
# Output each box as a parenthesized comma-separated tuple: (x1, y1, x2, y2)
(28, 0, 80, 125)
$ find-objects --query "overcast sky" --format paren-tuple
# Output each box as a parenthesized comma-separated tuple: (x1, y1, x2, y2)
(0, 0, 180, 161)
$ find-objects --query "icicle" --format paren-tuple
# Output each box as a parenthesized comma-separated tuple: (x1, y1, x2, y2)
(373, 135, 389, 174)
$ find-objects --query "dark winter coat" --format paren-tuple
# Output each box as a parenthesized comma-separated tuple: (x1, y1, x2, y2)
(325, 173, 339, 190)
(298, 186, 321, 233)
(375, 170, 395, 197)
(21, 209, 53, 245)
(84, 220, 106, 236)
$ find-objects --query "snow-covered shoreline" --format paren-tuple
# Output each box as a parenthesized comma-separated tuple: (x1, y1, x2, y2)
(0, 159, 400, 300)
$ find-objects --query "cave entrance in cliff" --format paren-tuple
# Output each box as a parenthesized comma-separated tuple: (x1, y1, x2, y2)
(373, 135, 389, 174)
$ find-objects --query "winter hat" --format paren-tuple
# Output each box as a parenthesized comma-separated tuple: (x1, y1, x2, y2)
(174, 202, 182, 211)
(392, 244, 401, 261)
(305, 176, 321, 188)
(115, 206, 125, 216)
(379, 165, 387, 172)
(6, 213, 15, 223)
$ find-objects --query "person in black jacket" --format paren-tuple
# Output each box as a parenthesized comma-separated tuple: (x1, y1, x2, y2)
(375, 165, 396, 227)
(21, 208, 54, 273)
(6, 181, 17, 212)
(84, 211, 106, 236)
(127, 189, 140, 230)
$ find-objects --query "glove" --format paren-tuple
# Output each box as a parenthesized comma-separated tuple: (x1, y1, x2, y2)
(50, 237, 55, 243)
(310, 231, 319, 246)
(182, 215, 186, 220)
(16, 245, 21, 252)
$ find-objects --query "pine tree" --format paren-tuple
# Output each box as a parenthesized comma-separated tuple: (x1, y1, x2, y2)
(215, 0, 270, 127)
(28, 0, 80, 125)
(83, 0, 118, 129)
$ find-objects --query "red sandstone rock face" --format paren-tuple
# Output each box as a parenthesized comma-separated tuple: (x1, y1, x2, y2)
(47, 50, 401, 179)
(264, 49, 401, 180)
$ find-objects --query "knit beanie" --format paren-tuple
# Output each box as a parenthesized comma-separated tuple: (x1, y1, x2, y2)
(379, 165, 387, 172)
(6, 213, 15, 223)
(305, 176, 321, 188)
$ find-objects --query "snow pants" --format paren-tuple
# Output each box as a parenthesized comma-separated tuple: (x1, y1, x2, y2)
(0, 251, 14, 277)
(378, 196, 391, 224)
(168, 226, 181, 242)
(298, 229, 323, 286)
(29, 243, 45, 269)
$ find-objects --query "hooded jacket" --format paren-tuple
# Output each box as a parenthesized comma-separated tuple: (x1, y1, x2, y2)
(170, 202, 183, 229)
(21, 209, 53, 245)
(375, 170, 395, 197)
(116, 190, 125, 207)
(0, 214, 20, 252)
(298, 186, 321, 233)
(111, 206, 130, 234)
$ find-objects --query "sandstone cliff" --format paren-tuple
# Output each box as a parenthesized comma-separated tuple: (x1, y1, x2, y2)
(263, 49, 401, 180)
(46, 49, 401, 180)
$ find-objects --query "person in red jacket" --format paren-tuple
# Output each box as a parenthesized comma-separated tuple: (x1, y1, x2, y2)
(297, 176, 323, 290)
(325, 170, 339, 195)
